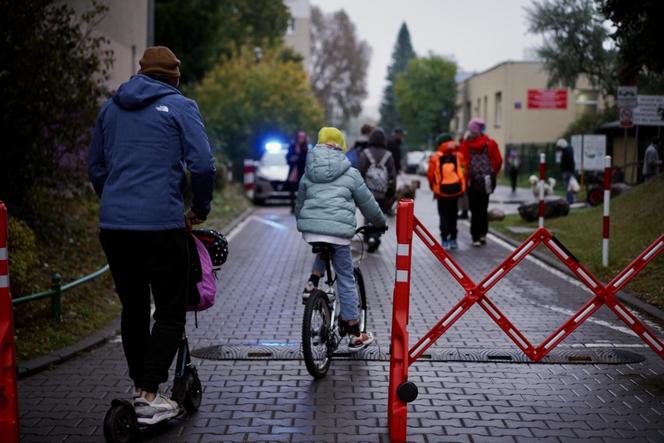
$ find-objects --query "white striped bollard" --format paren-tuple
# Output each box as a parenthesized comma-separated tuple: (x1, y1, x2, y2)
(538, 153, 546, 228)
(602, 155, 612, 267)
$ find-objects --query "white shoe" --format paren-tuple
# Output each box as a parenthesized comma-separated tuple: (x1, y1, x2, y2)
(348, 331, 374, 352)
(134, 393, 180, 425)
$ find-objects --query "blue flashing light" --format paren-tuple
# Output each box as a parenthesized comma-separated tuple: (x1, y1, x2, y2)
(265, 141, 283, 153)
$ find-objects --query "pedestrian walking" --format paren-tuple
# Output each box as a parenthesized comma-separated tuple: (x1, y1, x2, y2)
(87, 46, 215, 423)
(286, 130, 309, 212)
(346, 123, 373, 168)
(427, 133, 466, 250)
(557, 138, 576, 204)
(507, 148, 521, 192)
(358, 127, 397, 214)
(643, 138, 662, 181)
(295, 127, 386, 350)
(460, 118, 502, 247)
(387, 128, 406, 174)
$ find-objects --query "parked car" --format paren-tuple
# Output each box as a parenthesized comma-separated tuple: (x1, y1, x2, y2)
(253, 143, 290, 205)
(405, 150, 426, 173)
(416, 151, 434, 175)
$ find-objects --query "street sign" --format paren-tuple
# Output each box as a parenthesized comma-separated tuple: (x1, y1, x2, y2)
(619, 107, 633, 128)
(617, 86, 638, 109)
(633, 95, 664, 126)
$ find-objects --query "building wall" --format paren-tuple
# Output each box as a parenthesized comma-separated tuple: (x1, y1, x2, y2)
(69, 0, 149, 92)
(453, 61, 601, 153)
(283, 0, 311, 67)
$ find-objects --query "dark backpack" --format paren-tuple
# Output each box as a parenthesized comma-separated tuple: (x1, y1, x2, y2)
(468, 145, 495, 193)
(438, 154, 464, 197)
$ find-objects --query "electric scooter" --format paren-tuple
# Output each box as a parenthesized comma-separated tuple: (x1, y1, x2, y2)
(103, 333, 202, 443)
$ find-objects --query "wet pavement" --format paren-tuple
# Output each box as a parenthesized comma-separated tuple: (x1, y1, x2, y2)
(18, 178, 664, 442)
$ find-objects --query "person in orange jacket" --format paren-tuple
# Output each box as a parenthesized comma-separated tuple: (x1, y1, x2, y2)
(427, 133, 466, 249)
(459, 118, 503, 247)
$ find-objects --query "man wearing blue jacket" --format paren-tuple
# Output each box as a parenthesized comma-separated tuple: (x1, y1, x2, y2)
(88, 46, 215, 424)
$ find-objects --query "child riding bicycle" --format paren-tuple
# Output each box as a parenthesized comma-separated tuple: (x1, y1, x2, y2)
(295, 127, 386, 351)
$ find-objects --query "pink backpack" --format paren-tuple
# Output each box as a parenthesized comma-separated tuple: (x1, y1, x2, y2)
(187, 235, 216, 312)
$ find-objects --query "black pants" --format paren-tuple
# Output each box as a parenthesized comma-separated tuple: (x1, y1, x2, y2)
(468, 190, 490, 242)
(100, 229, 189, 393)
(437, 197, 458, 240)
(509, 167, 518, 192)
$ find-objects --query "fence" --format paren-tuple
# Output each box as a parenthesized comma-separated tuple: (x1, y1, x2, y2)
(387, 199, 664, 443)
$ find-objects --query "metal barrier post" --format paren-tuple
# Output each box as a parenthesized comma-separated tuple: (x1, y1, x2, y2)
(50, 273, 62, 322)
(602, 155, 612, 267)
(388, 199, 415, 443)
(538, 153, 546, 228)
(0, 201, 20, 442)
(243, 159, 256, 201)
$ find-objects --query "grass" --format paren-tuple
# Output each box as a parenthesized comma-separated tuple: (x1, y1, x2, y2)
(12, 183, 250, 362)
(492, 174, 664, 310)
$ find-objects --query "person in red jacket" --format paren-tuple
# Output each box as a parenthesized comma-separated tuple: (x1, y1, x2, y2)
(459, 118, 503, 247)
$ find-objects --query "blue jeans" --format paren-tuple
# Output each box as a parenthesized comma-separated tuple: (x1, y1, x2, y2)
(562, 171, 574, 205)
(311, 244, 357, 321)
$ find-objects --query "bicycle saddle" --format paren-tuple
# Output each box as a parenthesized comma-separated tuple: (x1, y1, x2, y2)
(310, 242, 334, 254)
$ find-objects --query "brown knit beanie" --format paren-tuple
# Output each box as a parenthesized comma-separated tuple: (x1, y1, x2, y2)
(138, 46, 181, 78)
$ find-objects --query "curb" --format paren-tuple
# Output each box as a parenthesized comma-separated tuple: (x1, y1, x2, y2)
(17, 204, 256, 380)
(488, 228, 664, 324)
(17, 317, 120, 379)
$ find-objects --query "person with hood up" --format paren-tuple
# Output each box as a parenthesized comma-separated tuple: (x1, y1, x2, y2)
(87, 46, 215, 423)
(427, 133, 466, 250)
(460, 117, 502, 247)
(295, 127, 386, 351)
(357, 127, 397, 213)
(557, 138, 576, 204)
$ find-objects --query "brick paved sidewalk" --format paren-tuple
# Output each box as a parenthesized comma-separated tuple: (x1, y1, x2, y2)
(18, 182, 664, 442)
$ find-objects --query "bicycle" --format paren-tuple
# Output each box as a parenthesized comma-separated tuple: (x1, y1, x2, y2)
(301, 225, 387, 379)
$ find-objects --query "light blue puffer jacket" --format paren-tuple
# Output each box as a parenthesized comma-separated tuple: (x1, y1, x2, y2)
(295, 145, 386, 238)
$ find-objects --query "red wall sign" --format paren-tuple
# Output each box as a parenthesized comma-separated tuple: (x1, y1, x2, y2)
(527, 89, 568, 109)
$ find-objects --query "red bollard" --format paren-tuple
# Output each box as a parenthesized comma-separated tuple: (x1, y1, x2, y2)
(388, 199, 415, 443)
(538, 153, 546, 228)
(243, 159, 256, 200)
(0, 201, 19, 443)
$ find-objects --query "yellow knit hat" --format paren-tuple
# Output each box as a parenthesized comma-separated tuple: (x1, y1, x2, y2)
(317, 127, 347, 152)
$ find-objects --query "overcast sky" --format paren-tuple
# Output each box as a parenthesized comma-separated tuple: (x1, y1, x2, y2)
(310, 0, 543, 118)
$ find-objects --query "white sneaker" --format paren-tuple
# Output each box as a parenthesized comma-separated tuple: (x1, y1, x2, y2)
(134, 393, 180, 425)
(348, 331, 375, 352)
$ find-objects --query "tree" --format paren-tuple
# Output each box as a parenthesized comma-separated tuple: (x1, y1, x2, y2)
(379, 23, 416, 131)
(0, 0, 113, 211)
(598, 0, 664, 87)
(527, 0, 617, 97)
(195, 46, 323, 171)
(309, 6, 371, 128)
(155, 0, 290, 85)
(394, 55, 457, 147)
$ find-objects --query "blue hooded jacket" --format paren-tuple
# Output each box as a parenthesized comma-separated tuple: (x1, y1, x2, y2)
(88, 75, 215, 230)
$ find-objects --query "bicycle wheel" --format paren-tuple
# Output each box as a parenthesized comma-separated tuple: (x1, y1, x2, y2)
(354, 268, 367, 332)
(302, 290, 332, 378)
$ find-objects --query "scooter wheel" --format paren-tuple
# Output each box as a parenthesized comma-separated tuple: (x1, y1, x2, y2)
(184, 368, 203, 413)
(104, 400, 137, 443)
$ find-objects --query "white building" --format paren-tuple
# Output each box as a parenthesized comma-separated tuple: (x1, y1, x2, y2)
(283, 0, 311, 68)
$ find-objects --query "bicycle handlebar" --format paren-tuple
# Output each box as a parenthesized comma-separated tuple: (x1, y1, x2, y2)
(355, 224, 388, 235)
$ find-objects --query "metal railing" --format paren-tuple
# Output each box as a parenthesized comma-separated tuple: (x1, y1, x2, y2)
(12, 265, 109, 322)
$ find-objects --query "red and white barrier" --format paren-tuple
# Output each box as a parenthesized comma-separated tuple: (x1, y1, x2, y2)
(602, 156, 612, 267)
(0, 201, 19, 443)
(538, 152, 546, 228)
(387, 199, 664, 443)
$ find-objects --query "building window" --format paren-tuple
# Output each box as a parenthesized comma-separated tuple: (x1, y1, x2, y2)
(483, 96, 488, 121)
(476, 98, 481, 116)
(495, 92, 502, 127)
(575, 90, 598, 116)
(287, 18, 296, 35)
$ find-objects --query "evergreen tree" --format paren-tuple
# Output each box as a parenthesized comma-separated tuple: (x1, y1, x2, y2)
(379, 23, 416, 132)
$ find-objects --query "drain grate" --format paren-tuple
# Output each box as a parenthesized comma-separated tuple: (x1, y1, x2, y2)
(191, 344, 644, 365)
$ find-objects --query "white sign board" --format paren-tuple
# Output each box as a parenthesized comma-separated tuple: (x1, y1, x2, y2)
(633, 95, 664, 126)
(617, 86, 638, 109)
(571, 134, 607, 171)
